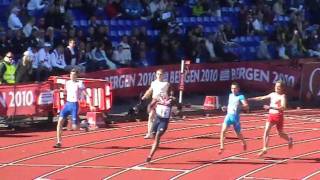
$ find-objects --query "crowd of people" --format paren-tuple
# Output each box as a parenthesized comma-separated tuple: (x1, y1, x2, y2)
(1, 0, 320, 84)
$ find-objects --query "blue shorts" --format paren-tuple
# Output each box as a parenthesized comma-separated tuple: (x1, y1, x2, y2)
(224, 113, 241, 133)
(59, 102, 79, 124)
(152, 116, 169, 136)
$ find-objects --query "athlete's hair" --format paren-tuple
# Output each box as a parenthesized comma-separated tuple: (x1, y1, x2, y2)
(231, 82, 239, 87)
(70, 68, 79, 75)
(156, 69, 164, 73)
(275, 80, 284, 87)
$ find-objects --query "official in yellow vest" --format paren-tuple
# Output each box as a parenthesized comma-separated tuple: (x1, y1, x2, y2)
(0, 52, 16, 84)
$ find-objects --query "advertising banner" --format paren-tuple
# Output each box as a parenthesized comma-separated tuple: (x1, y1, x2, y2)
(300, 62, 320, 102)
(0, 82, 52, 116)
(82, 62, 301, 99)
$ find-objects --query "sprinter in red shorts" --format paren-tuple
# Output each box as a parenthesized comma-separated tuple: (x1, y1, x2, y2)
(248, 80, 293, 157)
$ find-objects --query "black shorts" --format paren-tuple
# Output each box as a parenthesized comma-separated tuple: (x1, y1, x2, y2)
(152, 116, 169, 136)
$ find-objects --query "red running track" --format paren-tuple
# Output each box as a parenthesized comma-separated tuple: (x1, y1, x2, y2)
(0, 109, 320, 179)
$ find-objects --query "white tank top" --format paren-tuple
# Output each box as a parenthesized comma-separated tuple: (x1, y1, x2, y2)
(66, 80, 85, 102)
(269, 92, 284, 114)
(151, 80, 169, 99)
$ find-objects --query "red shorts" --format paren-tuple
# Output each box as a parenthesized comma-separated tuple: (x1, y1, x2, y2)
(268, 113, 284, 131)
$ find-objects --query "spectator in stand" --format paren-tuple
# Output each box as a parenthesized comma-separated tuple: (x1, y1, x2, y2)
(83, 42, 96, 72)
(257, 36, 272, 60)
(273, 0, 285, 16)
(224, 22, 237, 41)
(205, 33, 217, 61)
(31, 28, 46, 48)
(305, 0, 320, 25)
(26, 43, 40, 81)
(77, 41, 89, 71)
(104, 0, 122, 18)
(118, 35, 132, 65)
(56, 26, 68, 45)
(170, 38, 185, 63)
(82, 0, 98, 18)
(262, 4, 275, 25)
(192, 1, 206, 16)
(306, 30, 320, 57)
(44, 4, 66, 29)
(278, 43, 290, 60)
(129, 35, 140, 63)
(15, 51, 33, 83)
(0, 52, 16, 84)
(88, 16, 100, 28)
(252, 11, 265, 35)
(112, 44, 129, 67)
(76, 29, 86, 42)
(288, 29, 307, 58)
(8, 7, 23, 30)
(156, 33, 171, 64)
(23, 17, 36, 38)
(85, 27, 96, 44)
(136, 46, 151, 67)
(148, 0, 161, 18)
(27, 0, 49, 17)
(11, 30, 27, 57)
(214, 32, 238, 61)
(238, 4, 249, 36)
(132, 26, 148, 43)
(68, 27, 77, 39)
(45, 26, 56, 47)
(91, 41, 117, 69)
(122, 0, 144, 19)
(51, 44, 67, 75)
(37, 17, 47, 29)
(0, 32, 9, 59)
(37, 42, 53, 81)
(64, 38, 85, 72)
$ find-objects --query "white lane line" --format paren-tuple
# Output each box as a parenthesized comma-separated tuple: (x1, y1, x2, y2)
(236, 149, 320, 180)
(169, 131, 320, 180)
(302, 169, 320, 180)
(104, 128, 313, 180)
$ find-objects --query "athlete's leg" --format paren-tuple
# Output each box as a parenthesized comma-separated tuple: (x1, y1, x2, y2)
(146, 131, 161, 162)
(219, 122, 229, 154)
(236, 132, 247, 151)
(258, 121, 274, 157)
(145, 110, 155, 138)
(54, 116, 65, 148)
(234, 118, 246, 151)
(275, 117, 293, 149)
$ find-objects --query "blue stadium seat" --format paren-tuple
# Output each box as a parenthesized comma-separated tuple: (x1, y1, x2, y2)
(124, 30, 131, 36)
(124, 19, 132, 27)
(110, 19, 117, 26)
(80, 19, 88, 27)
(196, 16, 203, 23)
(72, 20, 80, 27)
(103, 20, 109, 26)
(176, 17, 183, 23)
(117, 19, 124, 26)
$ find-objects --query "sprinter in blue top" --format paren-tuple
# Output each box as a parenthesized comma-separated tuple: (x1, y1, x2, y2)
(219, 82, 249, 154)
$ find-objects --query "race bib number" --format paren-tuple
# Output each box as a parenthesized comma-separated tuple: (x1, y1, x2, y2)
(156, 104, 171, 118)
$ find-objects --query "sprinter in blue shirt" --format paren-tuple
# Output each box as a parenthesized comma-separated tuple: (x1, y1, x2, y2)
(219, 82, 249, 154)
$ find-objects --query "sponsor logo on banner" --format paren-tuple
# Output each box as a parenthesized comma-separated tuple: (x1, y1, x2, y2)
(308, 68, 320, 96)
(38, 91, 54, 105)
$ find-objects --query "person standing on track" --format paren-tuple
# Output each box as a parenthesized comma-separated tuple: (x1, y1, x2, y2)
(248, 80, 293, 157)
(219, 82, 248, 154)
(141, 69, 170, 139)
(146, 91, 176, 163)
(53, 68, 88, 148)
